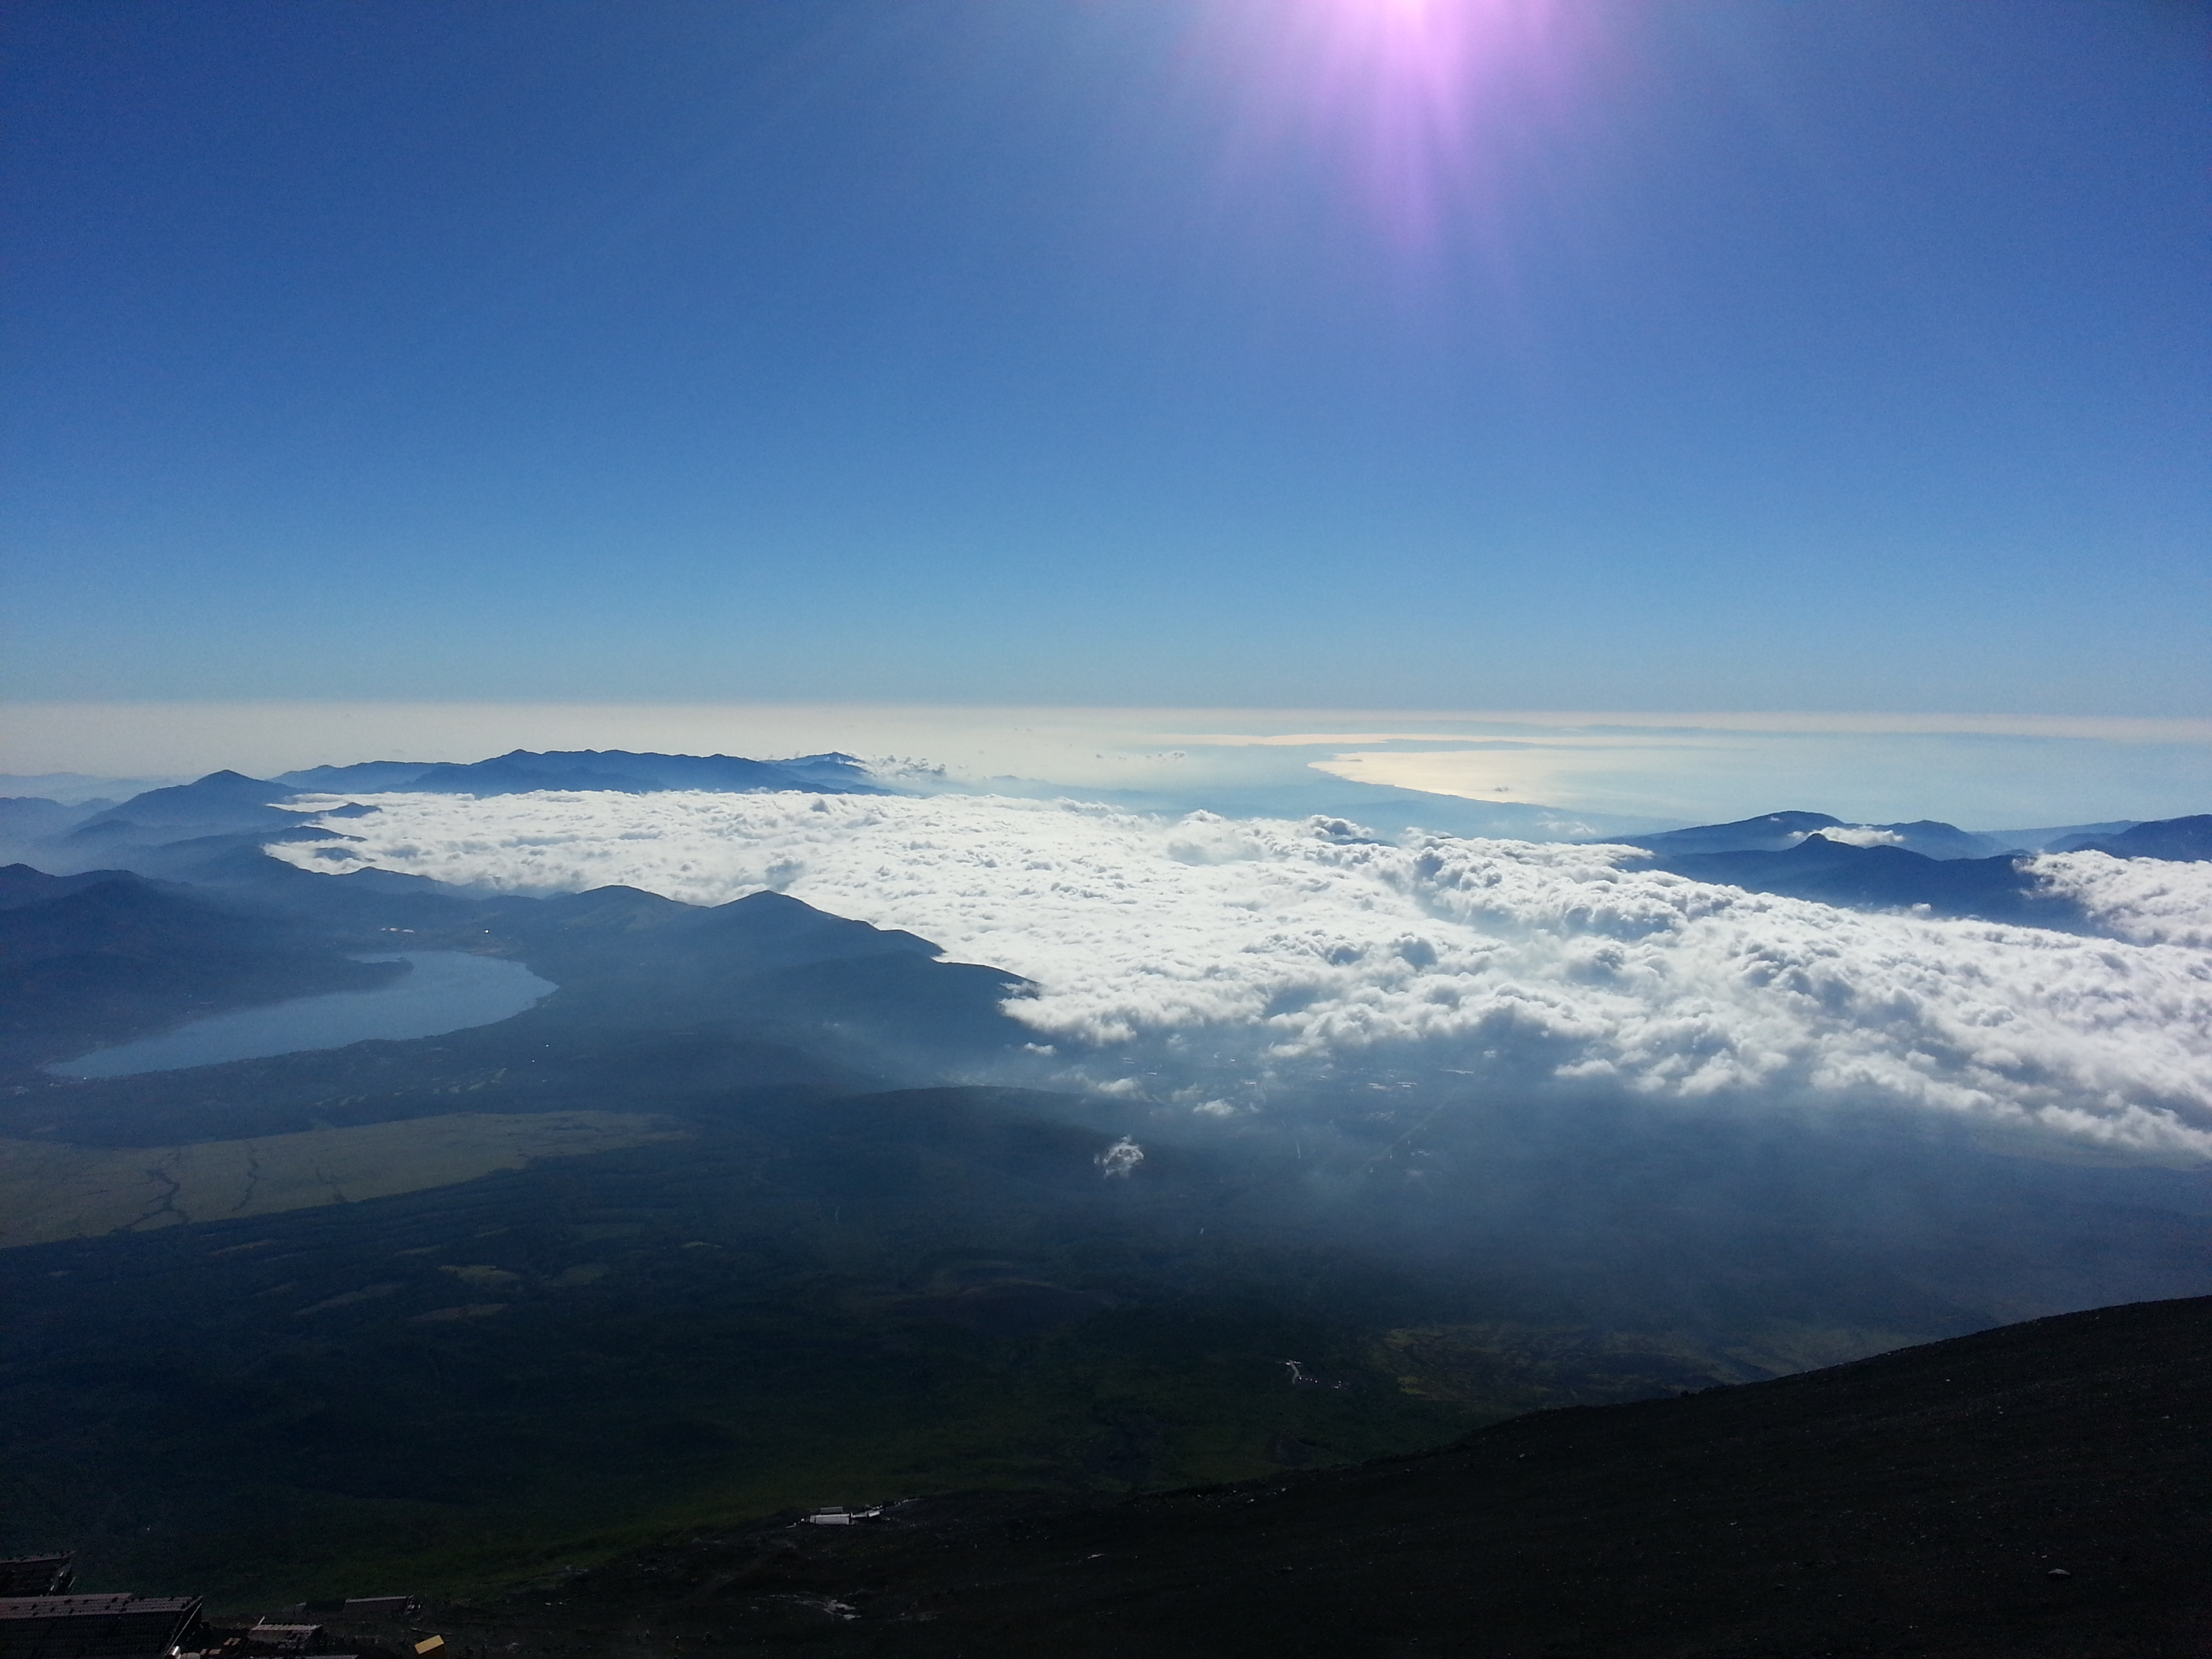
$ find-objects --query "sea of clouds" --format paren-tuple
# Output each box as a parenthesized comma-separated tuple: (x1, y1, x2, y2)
(272, 792, 2212, 1164)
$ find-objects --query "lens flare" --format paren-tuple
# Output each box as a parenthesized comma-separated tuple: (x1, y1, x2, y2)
(1208, 0, 1582, 255)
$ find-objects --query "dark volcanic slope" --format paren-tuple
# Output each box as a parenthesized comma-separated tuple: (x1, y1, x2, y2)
(478, 1295, 2211, 1659)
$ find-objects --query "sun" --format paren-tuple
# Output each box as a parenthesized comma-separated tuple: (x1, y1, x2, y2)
(1214, 0, 1579, 255)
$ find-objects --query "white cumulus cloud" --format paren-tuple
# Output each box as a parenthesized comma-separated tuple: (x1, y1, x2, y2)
(273, 792, 2212, 1163)
(2027, 851, 2212, 949)
(1096, 1136, 1145, 1177)
(1807, 825, 1908, 848)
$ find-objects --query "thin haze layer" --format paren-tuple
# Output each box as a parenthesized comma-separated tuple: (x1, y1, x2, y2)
(273, 792, 2212, 1163)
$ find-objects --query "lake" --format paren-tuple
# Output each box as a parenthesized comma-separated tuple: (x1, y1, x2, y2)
(47, 951, 557, 1078)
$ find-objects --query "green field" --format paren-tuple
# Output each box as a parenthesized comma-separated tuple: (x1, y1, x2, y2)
(0, 1111, 684, 1248)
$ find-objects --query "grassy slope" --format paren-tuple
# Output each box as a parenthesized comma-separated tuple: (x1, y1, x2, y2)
(0, 1112, 684, 1246)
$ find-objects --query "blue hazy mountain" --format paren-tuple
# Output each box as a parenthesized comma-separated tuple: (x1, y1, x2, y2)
(0, 773, 176, 804)
(55, 772, 311, 869)
(66, 769, 300, 834)
(265, 758, 434, 792)
(1577, 809, 2118, 921)
(468, 885, 1030, 1069)
(2053, 814, 2212, 861)
(1606, 810, 1846, 854)
(0, 797, 108, 843)
(1650, 837, 2077, 925)
(0, 775, 324, 882)
(1611, 810, 2212, 922)
(1980, 819, 2139, 853)
(16, 754, 890, 878)
(276, 749, 886, 796)
(30, 771, 346, 882)
(0, 863, 138, 909)
(1604, 811, 2011, 860)
(0, 838, 1030, 1086)
(1857, 818, 2018, 858)
(0, 867, 407, 1067)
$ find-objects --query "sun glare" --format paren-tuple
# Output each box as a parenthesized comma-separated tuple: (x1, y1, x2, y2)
(1209, 0, 1579, 254)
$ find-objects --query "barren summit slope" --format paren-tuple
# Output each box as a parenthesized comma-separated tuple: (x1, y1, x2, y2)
(456, 1294, 2212, 1658)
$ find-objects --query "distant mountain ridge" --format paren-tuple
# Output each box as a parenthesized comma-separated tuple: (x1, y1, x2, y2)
(0, 864, 408, 1067)
(1647, 836, 2078, 926)
(2055, 814, 2212, 862)
(0, 836, 1032, 1090)
(2, 762, 2204, 940)
(277, 749, 886, 796)
(1586, 808, 2212, 924)
(65, 771, 307, 843)
(1600, 810, 2015, 860)
(0, 797, 110, 842)
(0, 753, 892, 881)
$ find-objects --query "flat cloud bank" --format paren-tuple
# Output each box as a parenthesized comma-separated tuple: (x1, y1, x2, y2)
(271, 792, 2212, 1164)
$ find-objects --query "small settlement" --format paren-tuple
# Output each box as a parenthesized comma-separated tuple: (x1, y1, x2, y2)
(0, 1557, 423, 1659)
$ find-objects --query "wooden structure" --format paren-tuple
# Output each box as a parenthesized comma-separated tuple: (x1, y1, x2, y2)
(0, 1594, 202, 1659)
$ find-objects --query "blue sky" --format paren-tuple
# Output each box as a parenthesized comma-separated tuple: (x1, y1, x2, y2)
(3, 0, 2207, 716)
